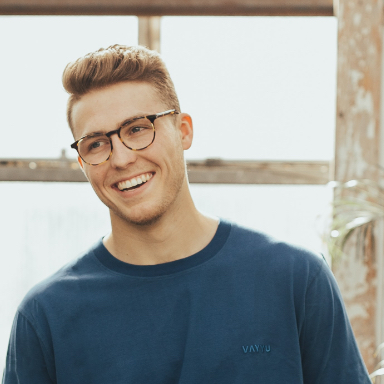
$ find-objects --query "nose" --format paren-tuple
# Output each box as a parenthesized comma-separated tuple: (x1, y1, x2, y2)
(109, 133, 137, 169)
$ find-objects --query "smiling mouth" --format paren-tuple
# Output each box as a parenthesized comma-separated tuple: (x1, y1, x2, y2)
(116, 173, 153, 192)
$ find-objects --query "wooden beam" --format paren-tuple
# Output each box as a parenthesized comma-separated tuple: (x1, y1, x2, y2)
(0, 0, 334, 16)
(333, 0, 383, 372)
(0, 157, 330, 184)
(138, 16, 161, 52)
(187, 159, 330, 184)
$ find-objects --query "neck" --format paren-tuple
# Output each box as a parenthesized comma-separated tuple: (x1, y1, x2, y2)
(103, 195, 218, 266)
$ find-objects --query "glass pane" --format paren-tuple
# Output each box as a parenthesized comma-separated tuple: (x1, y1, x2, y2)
(0, 16, 138, 159)
(0, 182, 332, 366)
(191, 184, 332, 253)
(161, 16, 337, 161)
(0, 182, 111, 366)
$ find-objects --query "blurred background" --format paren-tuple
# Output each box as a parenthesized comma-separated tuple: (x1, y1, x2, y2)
(1, 1, 381, 377)
(0, 14, 337, 368)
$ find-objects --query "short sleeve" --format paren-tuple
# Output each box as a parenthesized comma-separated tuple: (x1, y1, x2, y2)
(2, 311, 55, 384)
(299, 258, 371, 384)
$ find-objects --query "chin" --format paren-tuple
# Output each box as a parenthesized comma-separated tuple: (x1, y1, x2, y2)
(111, 202, 169, 227)
(118, 211, 163, 227)
(104, 167, 186, 228)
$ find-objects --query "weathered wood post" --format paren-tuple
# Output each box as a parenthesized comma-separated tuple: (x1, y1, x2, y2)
(334, 0, 383, 372)
(138, 16, 161, 52)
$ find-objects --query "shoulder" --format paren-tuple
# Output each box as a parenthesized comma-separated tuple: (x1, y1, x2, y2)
(224, 219, 327, 285)
(18, 240, 103, 320)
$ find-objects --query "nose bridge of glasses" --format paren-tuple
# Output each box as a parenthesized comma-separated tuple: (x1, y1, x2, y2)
(147, 115, 157, 124)
(108, 131, 137, 166)
(105, 127, 121, 139)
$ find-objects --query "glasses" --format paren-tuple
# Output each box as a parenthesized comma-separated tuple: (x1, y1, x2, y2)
(71, 109, 179, 166)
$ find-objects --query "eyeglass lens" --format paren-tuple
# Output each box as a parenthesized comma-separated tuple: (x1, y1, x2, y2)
(78, 117, 154, 165)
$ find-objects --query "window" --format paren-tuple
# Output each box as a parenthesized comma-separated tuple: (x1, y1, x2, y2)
(0, 15, 336, 366)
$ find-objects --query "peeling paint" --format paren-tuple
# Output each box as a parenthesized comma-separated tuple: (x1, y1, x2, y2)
(360, 338, 373, 351)
(335, 0, 382, 372)
(354, 87, 374, 115)
(353, 141, 368, 178)
(349, 69, 364, 89)
(358, 59, 366, 67)
(336, 145, 348, 179)
(353, 13, 362, 26)
(338, 55, 347, 67)
(368, 43, 377, 56)
(339, 255, 370, 299)
(338, 3, 345, 30)
(366, 119, 375, 139)
(348, 303, 369, 319)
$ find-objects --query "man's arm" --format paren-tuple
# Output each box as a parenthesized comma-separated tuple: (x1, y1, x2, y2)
(2, 311, 55, 384)
(299, 257, 371, 384)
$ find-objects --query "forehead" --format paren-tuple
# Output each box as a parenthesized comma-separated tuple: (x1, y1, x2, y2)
(71, 81, 166, 139)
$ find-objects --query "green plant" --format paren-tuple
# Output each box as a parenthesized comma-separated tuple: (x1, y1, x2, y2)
(326, 178, 384, 383)
(370, 343, 384, 383)
(326, 179, 384, 261)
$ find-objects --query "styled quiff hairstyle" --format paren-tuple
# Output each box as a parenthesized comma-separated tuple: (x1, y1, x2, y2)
(62, 44, 180, 133)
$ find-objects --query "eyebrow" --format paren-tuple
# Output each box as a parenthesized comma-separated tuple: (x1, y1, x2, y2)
(85, 131, 107, 137)
(118, 113, 148, 127)
(83, 112, 149, 138)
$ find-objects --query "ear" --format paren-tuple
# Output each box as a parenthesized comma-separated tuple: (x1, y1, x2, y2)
(178, 113, 193, 150)
(77, 156, 89, 181)
(77, 156, 83, 169)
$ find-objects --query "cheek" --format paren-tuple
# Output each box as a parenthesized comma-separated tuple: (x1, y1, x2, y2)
(151, 134, 181, 163)
(166, 133, 185, 158)
(85, 168, 106, 189)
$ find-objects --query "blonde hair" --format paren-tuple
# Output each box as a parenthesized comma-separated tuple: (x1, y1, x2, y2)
(62, 44, 180, 132)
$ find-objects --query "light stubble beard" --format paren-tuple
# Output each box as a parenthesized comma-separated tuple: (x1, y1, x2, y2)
(105, 163, 187, 228)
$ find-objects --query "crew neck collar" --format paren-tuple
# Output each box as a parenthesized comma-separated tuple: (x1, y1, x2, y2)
(92, 219, 231, 277)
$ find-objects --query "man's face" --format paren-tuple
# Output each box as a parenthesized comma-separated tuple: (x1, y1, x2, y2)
(71, 81, 193, 226)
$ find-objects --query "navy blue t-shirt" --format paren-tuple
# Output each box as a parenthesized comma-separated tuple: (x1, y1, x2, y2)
(3, 220, 371, 383)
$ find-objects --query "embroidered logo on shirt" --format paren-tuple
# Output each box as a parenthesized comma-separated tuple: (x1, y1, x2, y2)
(242, 344, 271, 353)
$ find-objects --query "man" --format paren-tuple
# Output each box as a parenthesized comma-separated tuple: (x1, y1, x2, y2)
(3, 45, 371, 383)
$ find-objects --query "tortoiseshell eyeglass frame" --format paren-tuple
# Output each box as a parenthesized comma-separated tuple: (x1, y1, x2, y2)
(70, 109, 180, 166)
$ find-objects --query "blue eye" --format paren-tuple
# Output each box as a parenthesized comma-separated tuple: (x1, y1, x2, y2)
(130, 126, 146, 134)
(90, 141, 105, 149)
(80, 136, 110, 154)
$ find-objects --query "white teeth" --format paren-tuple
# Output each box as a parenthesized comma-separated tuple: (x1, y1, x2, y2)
(118, 180, 132, 190)
(117, 173, 153, 191)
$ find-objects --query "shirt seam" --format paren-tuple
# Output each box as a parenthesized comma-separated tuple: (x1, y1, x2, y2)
(89, 242, 228, 280)
(16, 308, 55, 383)
(89, 221, 232, 279)
(301, 256, 331, 384)
(306, 255, 327, 291)
(299, 255, 326, 344)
